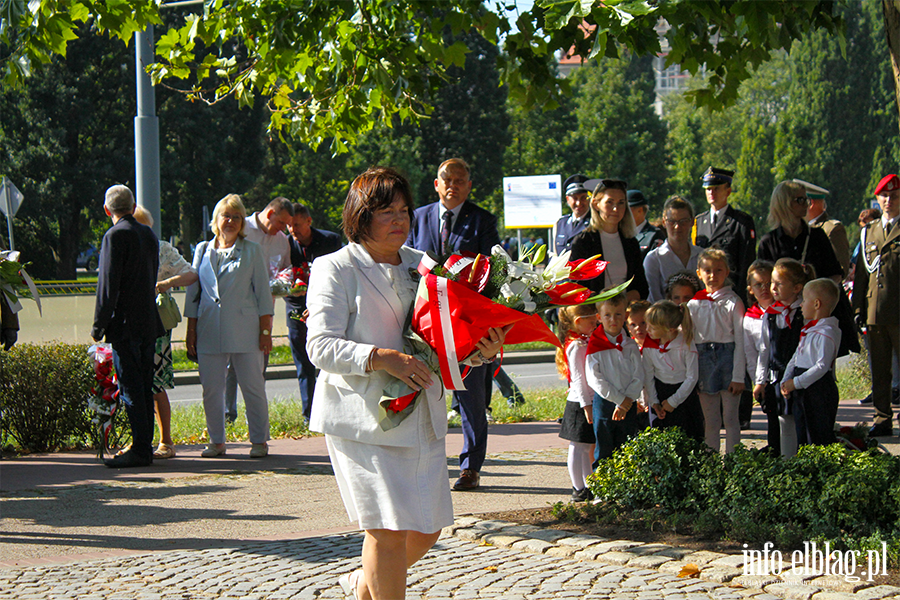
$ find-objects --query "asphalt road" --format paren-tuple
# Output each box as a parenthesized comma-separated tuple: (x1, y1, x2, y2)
(167, 359, 562, 408)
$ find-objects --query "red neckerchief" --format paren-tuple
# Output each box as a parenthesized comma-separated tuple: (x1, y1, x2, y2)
(692, 289, 714, 302)
(561, 331, 590, 383)
(642, 336, 672, 353)
(586, 325, 623, 354)
(745, 303, 765, 319)
(799, 319, 819, 339)
(766, 301, 795, 327)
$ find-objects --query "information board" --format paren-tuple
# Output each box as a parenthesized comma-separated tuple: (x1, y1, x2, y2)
(502, 175, 562, 229)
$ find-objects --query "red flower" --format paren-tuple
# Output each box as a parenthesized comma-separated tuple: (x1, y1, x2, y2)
(567, 257, 608, 281)
(545, 281, 592, 305)
(444, 252, 492, 294)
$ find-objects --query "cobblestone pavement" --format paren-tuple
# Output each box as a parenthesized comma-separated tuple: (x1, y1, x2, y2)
(3, 520, 900, 600)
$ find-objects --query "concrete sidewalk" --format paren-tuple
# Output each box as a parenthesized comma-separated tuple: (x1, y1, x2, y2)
(1, 406, 899, 599)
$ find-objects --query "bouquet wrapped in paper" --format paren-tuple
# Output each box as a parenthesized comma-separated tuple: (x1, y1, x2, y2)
(270, 265, 310, 297)
(0, 250, 41, 316)
(85, 343, 120, 457)
(377, 244, 628, 430)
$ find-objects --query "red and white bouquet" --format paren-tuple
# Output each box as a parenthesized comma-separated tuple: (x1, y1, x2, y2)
(270, 264, 310, 297)
(377, 244, 628, 430)
(85, 343, 120, 457)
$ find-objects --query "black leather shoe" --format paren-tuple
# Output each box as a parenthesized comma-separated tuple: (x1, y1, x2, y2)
(868, 421, 893, 438)
(452, 469, 480, 491)
(859, 394, 873, 405)
(104, 450, 152, 468)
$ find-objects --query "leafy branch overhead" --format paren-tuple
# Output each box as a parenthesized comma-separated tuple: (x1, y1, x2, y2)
(1, 0, 847, 149)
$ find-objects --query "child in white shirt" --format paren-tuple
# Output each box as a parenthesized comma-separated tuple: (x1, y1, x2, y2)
(688, 248, 746, 453)
(586, 293, 644, 465)
(643, 300, 703, 441)
(555, 303, 600, 502)
(742, 260, 775, 451)
(781, 278, 843, 446)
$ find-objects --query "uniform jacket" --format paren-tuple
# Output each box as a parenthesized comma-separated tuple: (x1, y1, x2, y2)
(853, 219, 900, 329)
(635, 221, 666, 259)
(406, 200, 501, 255)
(694, 205, 757, 299)
(553, 213, 590, 255)
(305, 243, 447, 447)
(809, 211, 851, 279)
(183, 238, 274, 354)
(91, 215, 163, 343)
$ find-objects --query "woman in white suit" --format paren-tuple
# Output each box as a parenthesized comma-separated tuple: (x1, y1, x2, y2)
(306, 167, 505, 600)
(184, 194, 274, 459)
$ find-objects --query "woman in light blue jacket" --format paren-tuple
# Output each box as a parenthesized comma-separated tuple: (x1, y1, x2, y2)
(185, 194, 274, 459)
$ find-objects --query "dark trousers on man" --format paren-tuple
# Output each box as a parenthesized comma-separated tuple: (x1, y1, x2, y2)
(869, 324, 900, 426)
(457, 364, 492, 473)
(287, 313, 316, 420)
(112, 337, 156, 461)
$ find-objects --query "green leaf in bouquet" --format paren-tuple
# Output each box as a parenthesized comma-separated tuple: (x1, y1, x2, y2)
(577, 278, 633, 305)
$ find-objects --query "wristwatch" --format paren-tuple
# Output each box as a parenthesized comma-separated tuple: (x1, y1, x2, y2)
(260, 329, 271, 336)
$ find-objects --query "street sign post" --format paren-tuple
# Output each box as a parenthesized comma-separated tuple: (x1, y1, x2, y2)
(0, 177, 24, 251)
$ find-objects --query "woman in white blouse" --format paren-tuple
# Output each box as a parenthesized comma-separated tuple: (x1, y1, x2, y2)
(306, 167, 505, 600)
(643, 196, 703, 302)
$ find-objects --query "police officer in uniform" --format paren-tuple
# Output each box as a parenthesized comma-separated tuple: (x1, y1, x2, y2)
(553, 174, 591, 255)
(800, 179, 851, 279)
(693, 167, 757, 304)
(629, 189, 666, 258)
(854, 174, 900, 438)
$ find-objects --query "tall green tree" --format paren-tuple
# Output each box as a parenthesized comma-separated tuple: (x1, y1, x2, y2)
(773, 0, 897, 225)
(0, 25, 134, 279)
(569, 56, 669, 202)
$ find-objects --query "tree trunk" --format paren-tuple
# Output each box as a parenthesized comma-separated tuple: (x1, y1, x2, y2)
(884, 0, 900, 134)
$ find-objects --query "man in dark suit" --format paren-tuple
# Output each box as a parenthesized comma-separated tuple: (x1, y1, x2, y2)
(285, 202, 341, 420)
(629, 189, 666, 258)
(553, 174, 591, 255)
(854, 174, 900, 438)
(407, 158, 501, 491)
(693, 167, 757, 303)
(91, 185, 164, 468)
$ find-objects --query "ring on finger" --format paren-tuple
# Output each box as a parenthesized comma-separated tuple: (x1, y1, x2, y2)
(410, 373, 416, 380)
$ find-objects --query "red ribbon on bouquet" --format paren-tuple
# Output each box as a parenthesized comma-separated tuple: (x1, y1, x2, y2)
(411, 273, 560, 391)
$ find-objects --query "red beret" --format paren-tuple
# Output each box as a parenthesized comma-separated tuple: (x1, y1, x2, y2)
(875, 174, 900, 195)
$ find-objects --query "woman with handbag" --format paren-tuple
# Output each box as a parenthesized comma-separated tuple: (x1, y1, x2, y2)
(133, 207, 199, 459)
(184, 194, 274, 459)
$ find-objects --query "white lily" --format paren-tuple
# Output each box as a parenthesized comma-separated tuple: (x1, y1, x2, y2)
(541, 250, 572, 288)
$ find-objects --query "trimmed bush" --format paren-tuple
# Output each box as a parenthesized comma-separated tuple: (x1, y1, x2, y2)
(0, 343, 96, 452)
(587, 429, 900, 564)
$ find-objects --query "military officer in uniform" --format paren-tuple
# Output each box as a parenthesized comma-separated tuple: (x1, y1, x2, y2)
(553, 174, 591, 255)
(693, 167, 757, 304)
(629, 189, 666, 258)
(854, 174, 900, 438)
(800, 179, 851, 279)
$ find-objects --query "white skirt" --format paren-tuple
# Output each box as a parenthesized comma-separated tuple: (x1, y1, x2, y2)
(325, 398, 453, 533)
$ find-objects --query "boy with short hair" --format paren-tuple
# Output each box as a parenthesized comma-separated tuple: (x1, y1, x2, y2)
(780, 278, 842, 446)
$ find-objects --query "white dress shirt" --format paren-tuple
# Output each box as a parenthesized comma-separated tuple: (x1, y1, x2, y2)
(742, 304, 766, 382)
(565, 338, 592, 408)
(643, 241, 703, 302)
(687, 286, 746, 384)
(781, 316, 841, 390)
(245, 212, 292, 277)
(642, 332, 698, 408)
(755, 298, 802, 385)
(585, 329, 644, 406)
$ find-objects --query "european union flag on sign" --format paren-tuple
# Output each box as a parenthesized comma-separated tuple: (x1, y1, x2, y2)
(549, 182, 557, 189)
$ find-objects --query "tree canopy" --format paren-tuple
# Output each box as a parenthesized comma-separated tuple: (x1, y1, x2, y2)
(1, 0, 854, 150)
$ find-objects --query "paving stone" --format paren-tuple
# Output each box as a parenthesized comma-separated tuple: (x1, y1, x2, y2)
(596, 552, 638, 566)
(480, 533, 528, 547)
(709, 555, 750, 569)
(510, 539, 555, 554)
(763, 583, 821, 600)
(628, 555, 675, 569)
(731, 575, 782, 589)
(684, 551, 731, 567)
(526, 529, 576, 543)
(809, 593, 863, 600)
(805, 576, 870, 594)
(556, 534, 608, 548)
(855, 586, 900, 600)
(700, 567, 743, 583)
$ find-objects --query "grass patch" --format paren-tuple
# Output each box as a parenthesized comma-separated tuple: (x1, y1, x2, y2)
(837, 348, 872, 402)
(165, 394, 313, 445)
(447, 387, 566, 426)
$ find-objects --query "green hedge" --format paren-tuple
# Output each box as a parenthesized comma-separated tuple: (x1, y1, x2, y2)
(588, 428, 900, 565)
(0, 343, 96, 452)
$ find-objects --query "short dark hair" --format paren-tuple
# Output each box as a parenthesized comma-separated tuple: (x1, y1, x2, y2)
(342, 167, 414, 243)
(267, 197, 294, 217)
(292, 202, 310, 218)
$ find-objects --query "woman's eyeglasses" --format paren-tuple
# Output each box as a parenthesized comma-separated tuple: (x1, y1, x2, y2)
(791, 196, 810, 206)
(221, 213, 243, 221)
(665, 217, 693, 227)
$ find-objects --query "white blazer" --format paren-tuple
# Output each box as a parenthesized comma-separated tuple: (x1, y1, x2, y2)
(306, 243, 447, 447)
(183, 238, 274, 354)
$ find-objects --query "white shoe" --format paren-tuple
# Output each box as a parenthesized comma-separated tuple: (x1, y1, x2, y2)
(447, 409, 460, 420)
(201, 444, 226, 458)
(338, 569, 362, 599)
(249, 443, 268, 458)
(486, 409, 495, 423)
